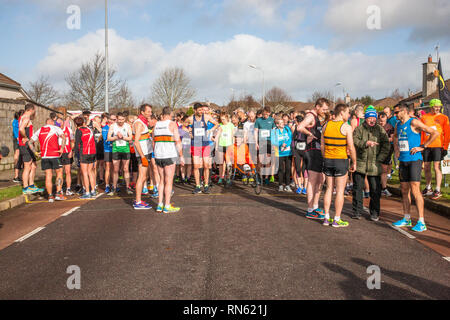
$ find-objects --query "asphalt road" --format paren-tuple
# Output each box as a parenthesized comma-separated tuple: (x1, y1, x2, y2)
(0, 183, 449, 300)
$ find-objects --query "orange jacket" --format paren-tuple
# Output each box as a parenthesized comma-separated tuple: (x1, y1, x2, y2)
(421, 113, 450, 150)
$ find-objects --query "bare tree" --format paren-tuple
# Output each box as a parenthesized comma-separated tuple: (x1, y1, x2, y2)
(27, 75, 59, 106)
(265, 86, 292, 108)
(111, 82, 135, 110)
(150, 67, 196, 108)
(65, 53, 122, 111)
(308, 90, 335, 103)
(390, 88, 404, 100)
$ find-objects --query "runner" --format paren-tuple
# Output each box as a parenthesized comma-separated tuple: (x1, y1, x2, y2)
(127, 115, 139, 190)
(178, 116, 192, 184)
(153, 107, 183, 213)
(243, 109, 257, 183)
(29, 119, 67, 202)
(392, 104, 439, 232)
(74, 116, 97, 199)
(271, 117, 293, 192)
(133, 104, 153, 209)
(254, 107, 275, 185)
(92, 116, 104, 186)
(108, 112, 133, 195)
(12, 110, 24, 183)
(216, 112, 236, 185)
(322, 104, 356, 227)
(189, 103, 219, 194)
(18, 103, 43, 194)
(102, 113, 114, 194)
(297, 98, 330, 219)
(291, 114, 308, 195)
(61, 117, 75, 195)
(420, 99, 450, 200)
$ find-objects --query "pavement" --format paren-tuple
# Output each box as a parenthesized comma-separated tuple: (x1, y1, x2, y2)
(0, 182, 449, 300)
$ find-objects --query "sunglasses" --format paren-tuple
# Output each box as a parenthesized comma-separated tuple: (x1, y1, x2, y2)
(110, 118, 117, 121)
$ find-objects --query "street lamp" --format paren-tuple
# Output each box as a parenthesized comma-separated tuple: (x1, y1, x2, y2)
(334, 82, 342, 106)
(249, 65, 265, 108)
(105, 0, 109, 112)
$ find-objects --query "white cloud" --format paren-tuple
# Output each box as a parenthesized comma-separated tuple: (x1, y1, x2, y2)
(324, 0, 450, 46)
(35, 29, 450, 105)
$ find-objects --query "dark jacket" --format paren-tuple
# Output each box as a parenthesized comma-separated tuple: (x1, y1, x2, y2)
(353, 122, 390, 176)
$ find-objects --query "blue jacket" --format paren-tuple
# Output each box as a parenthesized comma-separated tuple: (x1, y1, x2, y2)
(271, 126, 292, 157)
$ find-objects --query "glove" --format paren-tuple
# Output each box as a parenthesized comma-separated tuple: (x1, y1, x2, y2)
(141, 156, 149, 167)
(442, 148, 448, 160)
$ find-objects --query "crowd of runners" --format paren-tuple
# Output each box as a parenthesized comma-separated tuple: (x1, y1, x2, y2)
(10, 97, 450, 230)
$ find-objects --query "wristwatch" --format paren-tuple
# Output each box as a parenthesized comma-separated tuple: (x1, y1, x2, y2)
(420, 144, 425, 149)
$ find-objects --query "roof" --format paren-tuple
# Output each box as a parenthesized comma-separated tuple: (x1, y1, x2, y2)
(0, 73, 21, 88)
(372, 97, 401, 108)
(290, 101, 315, 112)
(395, 78, 450, 106)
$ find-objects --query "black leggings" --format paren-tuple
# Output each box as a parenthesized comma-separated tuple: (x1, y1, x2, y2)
(293, 149, 306, 178)
(277, 156, 292, 185)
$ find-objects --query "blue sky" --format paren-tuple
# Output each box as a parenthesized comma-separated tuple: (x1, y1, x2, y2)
(1, 0, 449, 105)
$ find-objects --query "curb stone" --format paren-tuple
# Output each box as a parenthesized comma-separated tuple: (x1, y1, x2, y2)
(0, 193, 43, 213)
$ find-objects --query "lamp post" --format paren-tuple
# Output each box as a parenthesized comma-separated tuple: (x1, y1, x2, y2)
(334, 82, 342, 106)
(249, 65, 265, 108)
(105, 0, 109, 112)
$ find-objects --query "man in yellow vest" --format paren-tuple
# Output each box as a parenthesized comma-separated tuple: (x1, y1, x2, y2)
(321, 104, 356, 227)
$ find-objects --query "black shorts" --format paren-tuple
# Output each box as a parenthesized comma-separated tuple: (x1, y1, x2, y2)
(422, 148, 442, 162)
(399, 160, 422, 182)
(155, 157, 177, 168)
(136, 153, 152, 165)
(382, 145, 394, 165)
(104, 152, 112, 163)
(112, 152, 131, 161)
(130, 153, 139, 172)
(323, 158, 349, 177)
(293, 148, 307, 176)
(19, 145, 36, 163)
(80, 154, 96, 164)
(41, 158, 62, 170)
(304, 149, 323, 173)
(13, 139, 19, 151)
(258, 140, 272, 156)
(96, 142, 104, 160)
(60, 153, 73, 166)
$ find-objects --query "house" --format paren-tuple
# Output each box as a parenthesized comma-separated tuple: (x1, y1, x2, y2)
(0, 72, 63, 171)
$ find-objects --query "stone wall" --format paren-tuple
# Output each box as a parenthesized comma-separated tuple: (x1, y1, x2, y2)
(0, 98, 63, 171)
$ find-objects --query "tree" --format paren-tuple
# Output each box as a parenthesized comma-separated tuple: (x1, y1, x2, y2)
(265, 86, 292, 110)
(65, 52, 122, 111)
(308, 90, 335, 104)
(27, 75, 59, 106)
(390, 88, 404, 100)
(111, 82, 135, 110)
(150, 67, 196, 109)
(357, 95, 375, 106)
(226, 94, 261, 112)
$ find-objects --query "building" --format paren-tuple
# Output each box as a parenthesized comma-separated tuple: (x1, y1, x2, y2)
(0, 73, 63, 171)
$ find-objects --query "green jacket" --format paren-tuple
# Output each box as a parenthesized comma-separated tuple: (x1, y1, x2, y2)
(353, 123, 390, 176)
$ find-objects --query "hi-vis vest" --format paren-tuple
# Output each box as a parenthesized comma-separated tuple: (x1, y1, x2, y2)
(323, 120, 347, 159)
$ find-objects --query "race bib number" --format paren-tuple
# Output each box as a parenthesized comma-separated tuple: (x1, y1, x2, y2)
(398, 140, 409, 152)
(296, 142, 306, 151)
(260, 130, 270, 138)
(222, 132, 229, 138)
(243, 164, 251, 171)
(116, 139, 126, 147)
(194, 128, 205, 137)
(182, 137, 191, 145)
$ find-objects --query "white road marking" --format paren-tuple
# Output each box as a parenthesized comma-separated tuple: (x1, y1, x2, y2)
(94, 193, 104, 199)
(389, 224, 416, 239)
(443, 257, 450, 262)
(61, 206, 80, 217)
(15, 227, 45, 242)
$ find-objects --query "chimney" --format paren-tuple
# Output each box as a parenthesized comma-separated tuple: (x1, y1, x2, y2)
(344, 93, 351, 104)
(423, 55, 438, 98)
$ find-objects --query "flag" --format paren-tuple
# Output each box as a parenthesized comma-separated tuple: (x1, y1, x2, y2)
(435, 59, 450, 119)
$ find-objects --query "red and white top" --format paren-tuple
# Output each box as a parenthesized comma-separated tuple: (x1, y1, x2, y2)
(61, 126, 74, 154)
(31, 125, 64, 159)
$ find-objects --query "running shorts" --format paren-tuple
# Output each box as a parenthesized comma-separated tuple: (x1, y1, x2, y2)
(191, 145, 211, 158)
(304, 149, 323, 173)
(80, 154, 96, 164)
(155, 158, 177, 167)
(41, 158, 62, 170)
(60, 153, 73, 166)
(19, 145, 36, 163)
(422, 148, 442, 162)
(323, 158, 349, 177)
(112, 152, 131, 161)
(104, 152, 113, 163)
(399, 160, 422, 182)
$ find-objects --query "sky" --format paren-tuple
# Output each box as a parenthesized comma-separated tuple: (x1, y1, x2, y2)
(1, 0, 450, 106)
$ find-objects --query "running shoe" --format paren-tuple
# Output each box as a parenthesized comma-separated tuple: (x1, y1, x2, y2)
(163, 204, 180, 213)
(284, 186, 293, 192)
(55, 193, 67, 201)
(218, 178, 223, 184)
(290, 182, 296, 189)
(382, 189, 392, 197)
(279, 185, 284, 192)
(107, 187, 115, 196)
(104, 186, 111, 194)
(12, 177, 21, 183)
(203, 185, 210, 194)
(295, 187, 302, 194)
(363, 191, 370, 198)
(332, 219, 349, 228)
(48, 195, 55, 203)
(270, 176, 275, 183)
(142, 186, 149, 195)
(149, 185, 154, 192)
(22, 188, 34, 195)
(174, 176, 181, 183)
(431, 190, 442, 200)
(28, 185, 44, 193)
(115, 187, 121, 194)
(301, 188, 307, 195)
(323, 218, 333, 226)
(133, 201, 151, 210)
(193, 186, 202, 194)
(392, 218, 412, 227)
(90, 191, 97, 198)
(248, 177, 255, 183)
(80, 193, 91, 199)
(127, 187, 134, 195)
(370, 214, 379, 222)
(155, 203, 164, 213)
(242, 176, 248, 183)
(306, 209, 325, 220)
(78, 187, 85, 196)
(422, 187, 433, 197)
(66, 188, 74, 196)
(151, 190, 159, 198)
(411, 221, 427, 232)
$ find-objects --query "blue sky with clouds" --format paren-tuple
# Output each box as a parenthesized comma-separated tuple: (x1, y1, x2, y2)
(1, 0, 449, 105)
